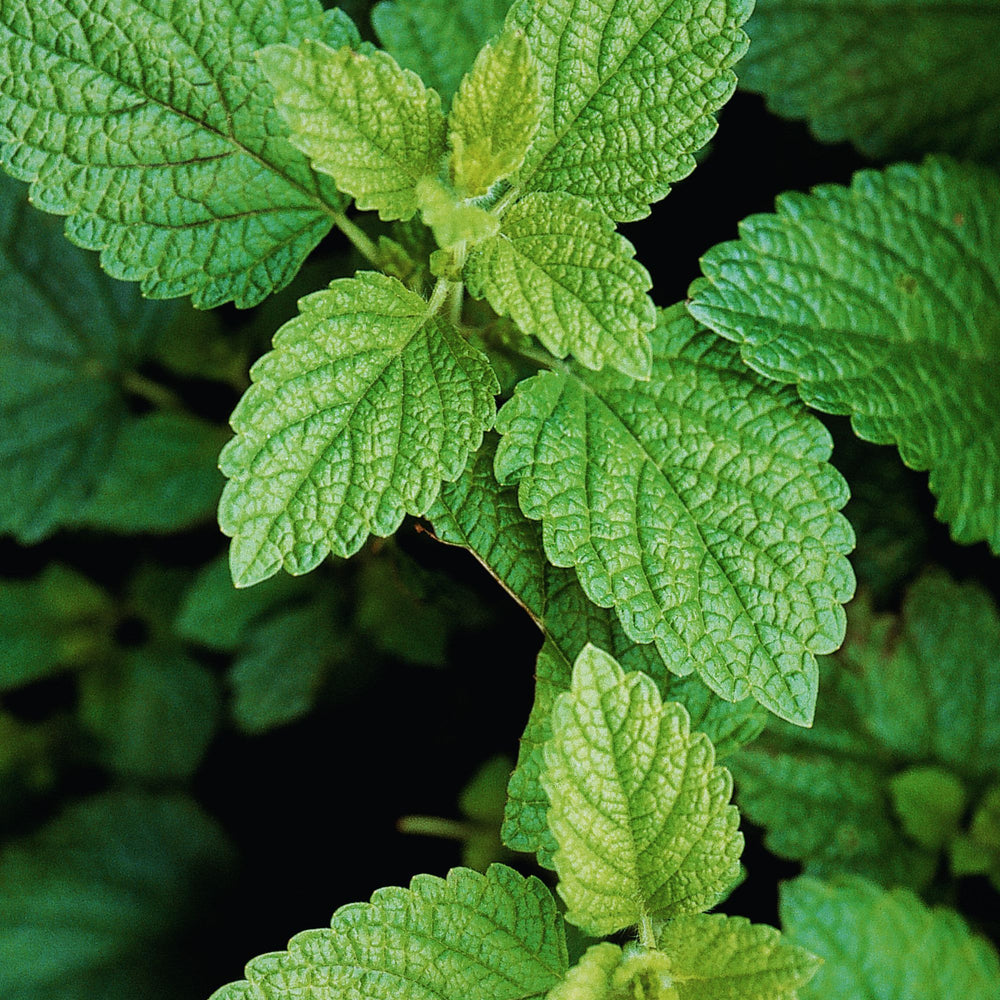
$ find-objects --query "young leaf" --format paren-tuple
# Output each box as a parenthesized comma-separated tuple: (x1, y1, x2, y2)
(0, 792, 234, 1000)
(429, 436, 767, 866)
(211, 864, 568, 1000)
(448, 30, 541, 197)
(417, 177, 500, 248)
(258, 40, 447, 221)
(0, 174, 171, 541)
(889, 766, 966, 852)
(79, 413, 227, 533)
(372, 0, 513, 101)
(731, 572, 1000, 887)
(0, 566, 112, 693)
(780, 876, 1000, 1000)
(495, 305, 854, 725)
(506, 0, 754, 220)
(689, 156, 1000, 553)
(741, 2, 1000, 166)
(543, 645, 743, 936)
(654, 914, 821, 1000)
(218, 271, 499, 587)
(0, 0, 354, 307)
(464, 191, 656, 377)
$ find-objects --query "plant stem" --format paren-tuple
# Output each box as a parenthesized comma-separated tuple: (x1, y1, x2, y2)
(333, 211, 383, 269)
(396, 815, 474, 840)
(121, 370, 185, 412)
(638, 912, 657, 949)
(427, 277, 451, 315)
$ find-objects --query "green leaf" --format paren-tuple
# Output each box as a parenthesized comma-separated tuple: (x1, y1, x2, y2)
(417, 176, 500, 248)
(175, 554, 311, 652)
(731, 572, 1000, 887)
(448, 30, 541, 197)
(505, 0, 753, 220)
(210, 864, 568, 1000)
(218, 271, 499, 587)
(495, 304, 854, 725)
(543, 645, 743, 936)
(465, 191, 655, 377)
(0, 566, 112, 692)
(372, 0, 513, 101)
(229, 597, 350, 733)
(0, 0, 353, 308)
(0, 174, 173, 541)
(0, 791, 234, 1000)
(655, 914, 821, 1000)
(889, 766, 967, 852)
(79, 647, 220, 781)
(741, 2, 1000, 166)
(951, 786, 1000, 887)
(428, 434, 767, 866)
(689, 156, 1000, 553)
(79, 413, 227, 533)
(780, 876, 1000, 1000)
(258, 40, 447, 222)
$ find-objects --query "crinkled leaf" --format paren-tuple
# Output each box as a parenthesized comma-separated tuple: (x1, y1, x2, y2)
(448, 30, 541, 197)
(258, 40, 447, 221)
(0, 791, 234, 1000)
(465, 191, 655, 377)
(429, 434, 767, 866)
(0, 566, 112, 693)
(656, 914, 820, 1000)
(79, 647, 220, 781)
(495, 305, 854, 725)
(0, 174, 173, 541)
(210, 864, 568, 1000)
(0, 0, 353, 307)
(689, 156, 1000, 553)
(80, 413, 227, 533)
(741, 1, 1000, 166)
(506, 0, 753, 220)
(780, 876, 1000, 1000)
(218, 271, 499, 587)
(372, 0, 513, 101)
(543, 645, 743, 936)
(417, 177, 500, 248)
(731, 572, 1000, 887)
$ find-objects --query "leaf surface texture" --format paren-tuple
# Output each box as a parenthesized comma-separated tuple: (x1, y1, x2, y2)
(689, 156, 1000, 552)
(219, 272, 498, 586)
(543, 645, 743, 936)
(0, 0, 353, 306)
(495, 305, 854, 725)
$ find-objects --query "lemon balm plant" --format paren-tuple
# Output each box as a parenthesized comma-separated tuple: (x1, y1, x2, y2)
(1, 0, 999, 998)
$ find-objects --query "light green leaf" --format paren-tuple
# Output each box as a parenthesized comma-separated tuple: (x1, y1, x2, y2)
(0, 0, 353, 308)
(655, 914, 821, 1000)
(544, 645, 743, 936)
(448, 30, 541, 197)
(79, 647, 220, 781)
(80, 413, 227, 533)
(731, 572, 1000, 887)
(780, 876, 1000, 1000)
(741, 1, 1000, 166)
(889, 766, 966, 852)
(210, 864, 568, 1000)
(0, 566, 113, 693)
(0, 791, 234, 1000)
(258, 40, 447, 221)
(465, 191, 655, 377)
(689, 156, 1000, 553)
(0, 174, 173, 541)
(506, 0, 754, 220)
(495, 305, 854, 725)
(372, 0, 513, 101)
(951, 786, 1000, 887)
(428, 434, 767, 866)
(218, 271, 499, 587)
